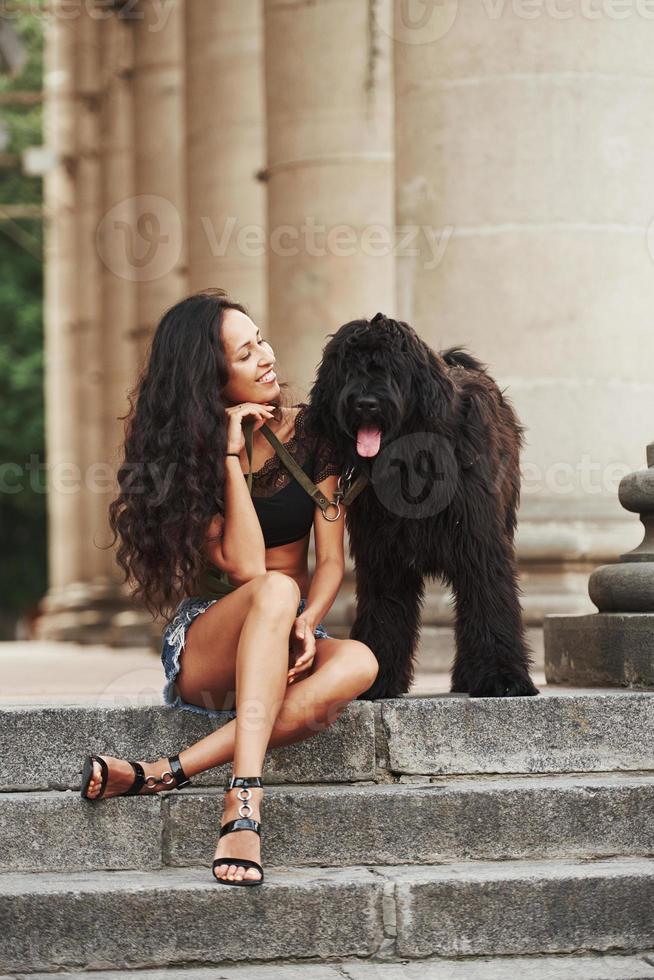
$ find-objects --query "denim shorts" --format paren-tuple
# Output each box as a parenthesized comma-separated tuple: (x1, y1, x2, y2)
(160, 595, 332, 720)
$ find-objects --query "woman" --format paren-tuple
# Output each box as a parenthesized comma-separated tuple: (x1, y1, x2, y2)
(80, 288, 378, 888)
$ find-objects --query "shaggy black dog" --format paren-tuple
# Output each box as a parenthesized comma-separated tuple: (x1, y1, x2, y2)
(304, 312, 540, 700)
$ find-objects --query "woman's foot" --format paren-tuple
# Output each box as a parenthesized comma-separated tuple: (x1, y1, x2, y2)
(84, 755, 182, 799)
(213, 785, 263, 883)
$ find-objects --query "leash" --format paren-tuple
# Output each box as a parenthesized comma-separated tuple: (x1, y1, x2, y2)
(258, 421, 343, 521)
(260, 424, 377, 511)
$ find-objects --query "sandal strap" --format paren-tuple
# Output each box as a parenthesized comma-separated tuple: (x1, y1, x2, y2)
(219, 816, 261, 838)
(91, 755, 109, 797)
(212, 857, 263, 875)
(123, 760, 146, 796)
(224, 775, 263, 792)
(168, 753, 191, 788)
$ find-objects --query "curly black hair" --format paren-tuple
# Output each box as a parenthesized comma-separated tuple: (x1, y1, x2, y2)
(106, 288, 289, 621)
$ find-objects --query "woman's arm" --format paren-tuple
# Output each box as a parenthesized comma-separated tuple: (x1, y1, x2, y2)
(301, 473, 346, 629)
(203, 512, 226, 568)
(205, 455, 267, 581)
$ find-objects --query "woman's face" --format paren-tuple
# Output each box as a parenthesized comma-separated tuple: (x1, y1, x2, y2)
(220, 308, 281, 406)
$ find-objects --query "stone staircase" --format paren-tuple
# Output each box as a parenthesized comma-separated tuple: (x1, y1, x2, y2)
(1, 688, 654, 977)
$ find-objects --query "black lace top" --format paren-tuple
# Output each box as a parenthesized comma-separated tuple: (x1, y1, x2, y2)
(244, 402, 341, 547)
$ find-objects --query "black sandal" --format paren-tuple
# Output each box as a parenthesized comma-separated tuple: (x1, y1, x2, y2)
(212, 775, 264, 887)
(79, 753, 191, 800)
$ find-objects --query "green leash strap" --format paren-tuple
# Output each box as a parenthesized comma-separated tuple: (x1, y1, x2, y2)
(258, 422, 342, 521)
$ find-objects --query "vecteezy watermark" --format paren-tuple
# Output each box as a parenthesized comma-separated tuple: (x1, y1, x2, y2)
(201, 216, 454, 272)
(96, 194, 183, 282)
(374, 0, 654, 47)
(0, 454, 179, 507)
(94, 201, 452, 282)
(369, 432, 515, 516)
(370, 432, 460, 518)
(520, 455, 634, 496)
(374, 0, 460, 45)
(360, 434, 637, 516)
(1, 0, 174, 32)
(2, 449, 636, 510)
(482, 0, 654, 20)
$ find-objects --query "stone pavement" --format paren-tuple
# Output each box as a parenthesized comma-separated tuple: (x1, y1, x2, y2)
(0, 629, 546, 704)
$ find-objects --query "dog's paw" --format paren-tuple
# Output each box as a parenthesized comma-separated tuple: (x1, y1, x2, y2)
(466, 675, 540, 698)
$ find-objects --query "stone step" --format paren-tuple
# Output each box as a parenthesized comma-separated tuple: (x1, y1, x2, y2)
(2, 689, 653, 791)
(380, 689, 654, 776)
(4, 952, 654, 979)
(3, 773, 653, 874)
(2, 857, 653, 972)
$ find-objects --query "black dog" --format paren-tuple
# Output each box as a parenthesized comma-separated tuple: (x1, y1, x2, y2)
(305, 313, 540, 700)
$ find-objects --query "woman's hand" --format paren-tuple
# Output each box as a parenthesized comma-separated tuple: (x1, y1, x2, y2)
(287, 615, 316, 684)
(225, 402, 275, 455)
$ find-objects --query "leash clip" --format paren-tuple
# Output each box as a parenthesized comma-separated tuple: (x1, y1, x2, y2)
(322, 489, 343, 522)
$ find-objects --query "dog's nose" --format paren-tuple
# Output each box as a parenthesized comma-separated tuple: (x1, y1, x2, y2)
(355, 396, 380, 414)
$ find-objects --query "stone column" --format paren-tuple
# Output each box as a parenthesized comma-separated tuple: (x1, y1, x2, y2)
(41, 1, 83, 612)
(96, 3, 138, 471)
(75, 10, 104, 588)
(39, 2, 120, 641)
(93, 7, 155, 643)
(185, 0, 266, 328)
(132, 0, 187, 365)
(393, 2, 654, 624)
(38, 4, 155, 643)
(263, 0, 395, 390)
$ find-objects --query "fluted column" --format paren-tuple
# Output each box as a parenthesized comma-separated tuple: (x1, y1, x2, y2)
(40, 2, 120, 639)
(263, 0, 395, 391)
(41, 1, 83, 609)
(75, 11, 105, 588)
(96, 7, 138, 489)
(132, 0, 188, 365)
(185, 0, 266, 328)
(38, 4, 155, 643)
(393, 3, 654, 622)
(94, 7, 158, 643)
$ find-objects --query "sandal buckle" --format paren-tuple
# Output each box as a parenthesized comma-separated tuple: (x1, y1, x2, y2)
(225, 775, 263, 792)
(237, 787, 253, 818)
(144, 769, 175, 788)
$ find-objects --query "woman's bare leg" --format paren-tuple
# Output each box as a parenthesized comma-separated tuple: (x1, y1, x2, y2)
(209, 635, 378, 880)
(83, 636, 376, 791)
(203, 575, 298, 881)
(83, 571, 298, 800)
(178, 635, 378, 770)
(83, 570, 378, 881)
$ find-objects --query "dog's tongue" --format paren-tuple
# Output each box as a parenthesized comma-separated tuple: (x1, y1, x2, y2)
(356, 424, 382, 458)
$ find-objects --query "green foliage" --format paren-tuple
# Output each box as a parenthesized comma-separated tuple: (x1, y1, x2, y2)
(0, 3, 45, 635)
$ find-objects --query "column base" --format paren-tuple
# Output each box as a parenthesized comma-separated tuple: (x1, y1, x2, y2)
(544, 612, 654, 688)
(34, 580, 160, 648)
